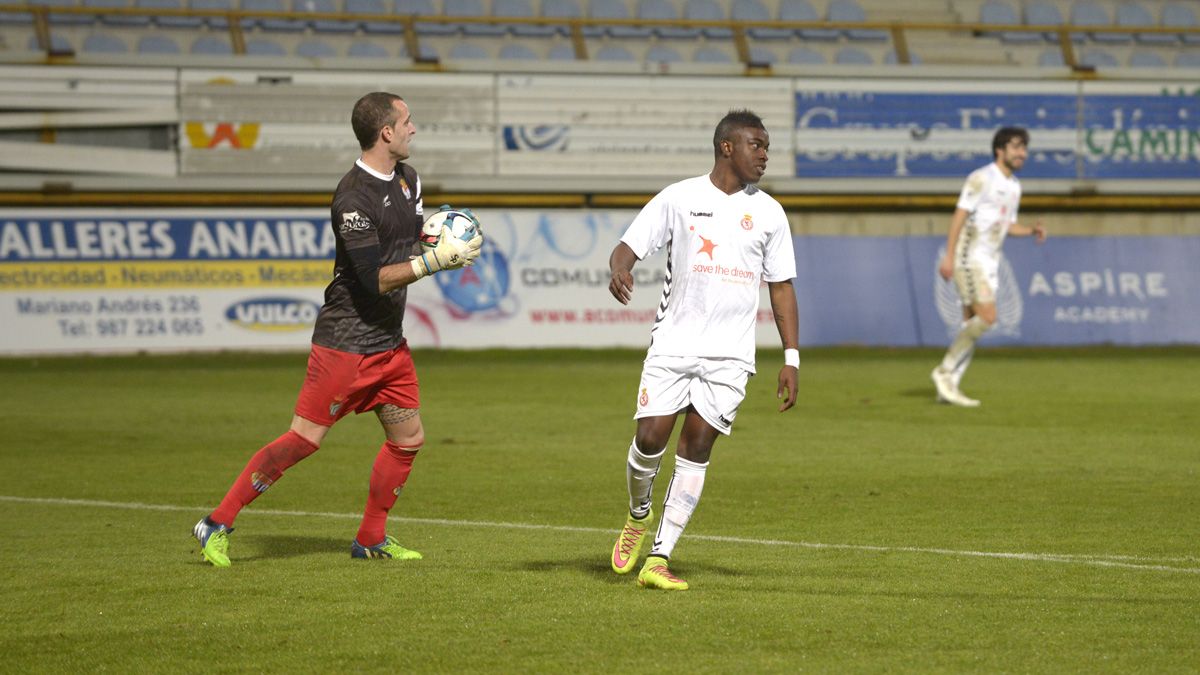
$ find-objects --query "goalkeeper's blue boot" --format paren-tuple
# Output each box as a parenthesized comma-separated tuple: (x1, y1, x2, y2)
(192, 516, 232, 568)
(351, 535, 423, 560)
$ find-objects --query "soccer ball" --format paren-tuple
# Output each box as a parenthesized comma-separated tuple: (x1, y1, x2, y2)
(420, 206, 481, 249)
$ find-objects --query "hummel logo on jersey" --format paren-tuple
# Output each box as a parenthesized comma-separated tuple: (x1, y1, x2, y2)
(383, 194, 392, 208)
(340, 211, 371, 233)
(690, 211, 712, 217)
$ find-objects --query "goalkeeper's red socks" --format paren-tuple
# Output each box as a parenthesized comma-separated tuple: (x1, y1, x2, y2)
(209, 430, 319, 527)
(355, 441, 419, 546)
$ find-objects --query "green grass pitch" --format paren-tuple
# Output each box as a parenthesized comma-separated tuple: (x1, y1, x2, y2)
(0, 346, 1197, 672)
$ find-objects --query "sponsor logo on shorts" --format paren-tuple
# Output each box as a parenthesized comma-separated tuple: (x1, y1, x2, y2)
(329, 400, 342, 417)
(226, 297, 320, 332)
(718, 414, 733, 427)
(639, 388, 649, 407)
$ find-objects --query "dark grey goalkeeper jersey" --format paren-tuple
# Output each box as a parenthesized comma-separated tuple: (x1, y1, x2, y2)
(311, 159, 423, 354)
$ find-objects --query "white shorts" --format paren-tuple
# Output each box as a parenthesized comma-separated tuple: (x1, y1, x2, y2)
(953, 261, 998, 306)
(633, 355, 750, 435)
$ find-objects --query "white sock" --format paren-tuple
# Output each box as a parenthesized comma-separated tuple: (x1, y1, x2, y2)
(626, 440, 664, 519)
(952, 345, 974, 389)
(940, 316, 989, 373)
(650, 456, 708, 560)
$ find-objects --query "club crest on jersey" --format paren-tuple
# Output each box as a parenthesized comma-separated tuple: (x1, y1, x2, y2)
(639, 388, 649, 407)
(399, 178, 412, 200)
(340, 211, 370, 233)
(740, 214, 754, 231)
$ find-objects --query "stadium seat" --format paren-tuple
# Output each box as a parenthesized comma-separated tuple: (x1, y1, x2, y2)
(136, 33, 182, 52)
(347, 40, 391, 56)
(498, 41, 539, 58)
(296, 38, 338, 56)
(1117, 2, 1175, 44)
(241, 0, 307, 31)
(1025, 0, 1082, 42)
(1174, 51, 1200, 67)
(644, 43, 682, 62)
(828, 0, 885, 41)
(81, 32, 130, 52)
(683, 0, 731, 38)
(27, 32, 74, 51)
(787, 45, 825, 63)
(1163, 2, 1200, 44)
(884, 48, 920, 64)
(833, 45, 872, 63)
(1038, 47, 1065, 65)
(1127, 50, 1166, 67)
(30, 0, 91, 25)
(447, 0, 506, 36)
(1078, 48, 1119, 67)
(692, 44, 733, 62)
(780, 0, 838, 40)
(447, 41, 490, 58)
(733, 0, 790, 40)
(347, 0, 404, 34)
(747, 44, 777, 64)
(979, 0, 1041, 43)
(0, 2, 33, 23)
(245, 36, 288, 55)
(190, 0, 234, 28)
(495, 0, 556, 36)
(587, 0, 651, 39)
(1071, 0, 1130, 44)
(399, 40, 439, 59)
(594, 43, 636, 60)
(547, 42, 575, 59)
(138, 0, 203, 28)
(83, 0, 151, 25)
(639, 0, 696, 39)
(297, 0, 358, 32)
(190, 34, 233, 53)
(539, 0, 581, 36)
(397, 0, 457, 35)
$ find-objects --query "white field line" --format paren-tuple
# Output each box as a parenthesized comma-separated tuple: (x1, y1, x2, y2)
(3, 494, 1198, 575)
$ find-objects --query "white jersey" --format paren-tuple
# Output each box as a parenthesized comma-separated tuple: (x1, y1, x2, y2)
(955, 162, 1021, 272)
(620, 174, 796, 372)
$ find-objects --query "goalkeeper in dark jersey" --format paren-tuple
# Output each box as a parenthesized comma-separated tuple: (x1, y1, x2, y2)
(192, 92, 482, 567)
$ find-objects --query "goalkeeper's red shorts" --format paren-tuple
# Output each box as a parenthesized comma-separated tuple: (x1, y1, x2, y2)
(294, 341, 420, 427)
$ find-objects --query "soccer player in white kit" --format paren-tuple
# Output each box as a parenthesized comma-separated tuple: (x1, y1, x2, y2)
(606, 110, 800, 590)
(932, 127, 1046, 407)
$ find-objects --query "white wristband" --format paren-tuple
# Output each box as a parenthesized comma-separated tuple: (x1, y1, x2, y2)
(784, 348, 799, 368)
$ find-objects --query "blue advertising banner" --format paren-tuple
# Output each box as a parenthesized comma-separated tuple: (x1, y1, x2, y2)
(794, 83, 1200, 180)
(795, 235, 1200, 347)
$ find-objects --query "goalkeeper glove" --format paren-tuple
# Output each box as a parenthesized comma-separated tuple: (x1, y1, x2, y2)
(411, 226, 483, 279)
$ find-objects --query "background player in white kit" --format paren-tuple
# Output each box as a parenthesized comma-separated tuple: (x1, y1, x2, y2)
(932, 127, 1046, 407)
(606, 110, 800, 591)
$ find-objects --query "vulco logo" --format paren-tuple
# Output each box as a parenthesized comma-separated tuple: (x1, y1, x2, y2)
(226, 297, 320, 332)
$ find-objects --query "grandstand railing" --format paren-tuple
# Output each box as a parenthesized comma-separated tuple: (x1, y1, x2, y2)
(5, 4, 1200, 70)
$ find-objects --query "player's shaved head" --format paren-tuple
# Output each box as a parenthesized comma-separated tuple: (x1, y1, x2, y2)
(713, 109, 765, 158)
(352, 92, 404, 150)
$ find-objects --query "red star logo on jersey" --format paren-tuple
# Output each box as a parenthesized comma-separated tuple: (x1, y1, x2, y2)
(697, 235, 717, 260)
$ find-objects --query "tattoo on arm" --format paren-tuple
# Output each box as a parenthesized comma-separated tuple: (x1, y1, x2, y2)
(377, 405, 419, 425)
